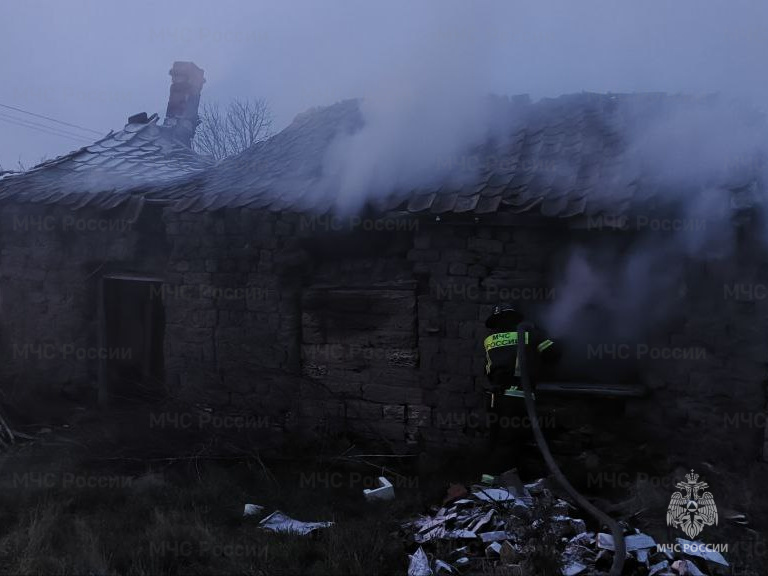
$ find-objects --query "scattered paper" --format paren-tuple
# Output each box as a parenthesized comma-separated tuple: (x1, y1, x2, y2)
(624, 533, 657, 552)
(408, 546, 433, 576)
(258, 510, 333, 536)
(479, 530, 515, 543)
(472, 487, 517, 503)
(562, 560, 588, 576)
(243, 503, 264, 517)
(676, 538, 729, 567)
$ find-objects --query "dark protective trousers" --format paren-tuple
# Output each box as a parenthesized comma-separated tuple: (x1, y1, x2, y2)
(486, 371, 535, 459)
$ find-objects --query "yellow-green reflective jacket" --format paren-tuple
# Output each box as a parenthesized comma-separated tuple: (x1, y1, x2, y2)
(484, 331, 555, 377)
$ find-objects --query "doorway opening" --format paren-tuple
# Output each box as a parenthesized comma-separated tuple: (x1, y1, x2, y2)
(99, 275, 165, 404)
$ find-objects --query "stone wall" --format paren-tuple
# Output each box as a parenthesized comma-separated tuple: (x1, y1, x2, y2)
(628, 250, 768, 468)
(160, 209, 304, 429)
(409, 221, 561, 451)
(0, 202, 166, 408)
(0, 202, 765, 465)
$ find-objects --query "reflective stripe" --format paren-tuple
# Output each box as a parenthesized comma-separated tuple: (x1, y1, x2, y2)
(537, 339, 554, 352)
(484, 332, 530, 352)
(504, 387, 535, 400)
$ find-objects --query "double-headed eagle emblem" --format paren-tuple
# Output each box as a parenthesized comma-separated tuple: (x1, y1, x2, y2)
(666, 469, 718, 538)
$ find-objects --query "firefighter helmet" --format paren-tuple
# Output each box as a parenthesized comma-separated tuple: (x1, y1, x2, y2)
(485, 304, 524, 329)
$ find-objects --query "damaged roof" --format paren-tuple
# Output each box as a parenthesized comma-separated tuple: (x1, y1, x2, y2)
(143, 92, 768, 219)
(0, 113, 213, 210)
(1, 92, 764, 220)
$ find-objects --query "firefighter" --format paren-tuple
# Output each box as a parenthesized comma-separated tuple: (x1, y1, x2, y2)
(483, 304, 559, 461)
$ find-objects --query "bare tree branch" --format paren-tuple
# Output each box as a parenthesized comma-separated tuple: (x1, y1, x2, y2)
(193, 98, 273, 161)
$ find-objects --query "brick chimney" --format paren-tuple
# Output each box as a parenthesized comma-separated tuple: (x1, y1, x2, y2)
(163, 61, 205, 146)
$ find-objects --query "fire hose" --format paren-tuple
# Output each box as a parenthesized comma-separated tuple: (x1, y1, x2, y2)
(515, 322, 626, 576)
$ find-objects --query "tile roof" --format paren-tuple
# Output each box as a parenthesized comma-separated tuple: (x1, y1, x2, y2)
(162, 92, 766, 219)
(1, 93, 764, 222)
(0, 114, 213, 210)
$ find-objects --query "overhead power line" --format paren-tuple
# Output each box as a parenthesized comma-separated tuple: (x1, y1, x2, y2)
(0, 112, 92, 142)
(0, 113, 93, 144)
(0, 102, 103, 136)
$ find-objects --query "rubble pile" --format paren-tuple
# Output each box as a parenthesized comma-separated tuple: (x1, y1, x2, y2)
(401, 470, 730, 576)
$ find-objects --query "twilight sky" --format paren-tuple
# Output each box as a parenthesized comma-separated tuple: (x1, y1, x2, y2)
(1, 0, 767, 169)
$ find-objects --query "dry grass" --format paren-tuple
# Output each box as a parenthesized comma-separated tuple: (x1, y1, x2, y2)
(0, 436, 417, 576)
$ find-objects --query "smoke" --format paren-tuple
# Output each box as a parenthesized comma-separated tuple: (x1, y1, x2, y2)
(5, 0, 768, 346)
(319, 55, 768, 341)
(318, 1, 515, 215)
(322, 84, 496, 214)
(544, 96, 768, 343)
(312, 10, 768, 343)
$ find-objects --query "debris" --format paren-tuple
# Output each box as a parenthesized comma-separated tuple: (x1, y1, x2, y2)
(414, 526, 475, 544)
(524, 478, 547, 495)
(467, 508, 494, 533)
(471, 487, 517, 503)
(597, 531, 655, 552)
(672, 559, 706, 576)
(444, 529, 477, 539)
(625, 533, 657, 552)
(552, 515, 587, 537)
(417, 513, 457, 534)
(499, 468, 526, 497)
(401, 473, 731, 576)
(562, 560, 588, 576)
(408, 547, 433, 576)
(243, 504, 264, 517)
(478, 530, 515, 543)
(553, 498, 576, 515)
(568, 532, 595, 547)
(597, 532, 615, 550)
(258, 510, 333, 536)
(511, 500, 531, 515)
(675, 539, 729, 567)
(363, 476, 395, 501)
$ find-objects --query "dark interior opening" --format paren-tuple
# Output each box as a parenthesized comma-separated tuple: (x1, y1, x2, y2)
(102, 277, 165, 402)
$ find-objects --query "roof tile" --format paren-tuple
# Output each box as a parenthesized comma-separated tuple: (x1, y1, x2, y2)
(2, 93, 765, 223)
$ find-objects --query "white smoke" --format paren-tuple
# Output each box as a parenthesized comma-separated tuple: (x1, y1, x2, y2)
(544, 96, 768, 342)
(318, 1, 513, 215)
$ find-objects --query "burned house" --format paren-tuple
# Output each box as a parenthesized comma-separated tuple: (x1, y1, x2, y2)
(1, 62, 767, 469)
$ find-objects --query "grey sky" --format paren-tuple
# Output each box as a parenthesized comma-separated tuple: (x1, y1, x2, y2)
(1, 0, 767, 169)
